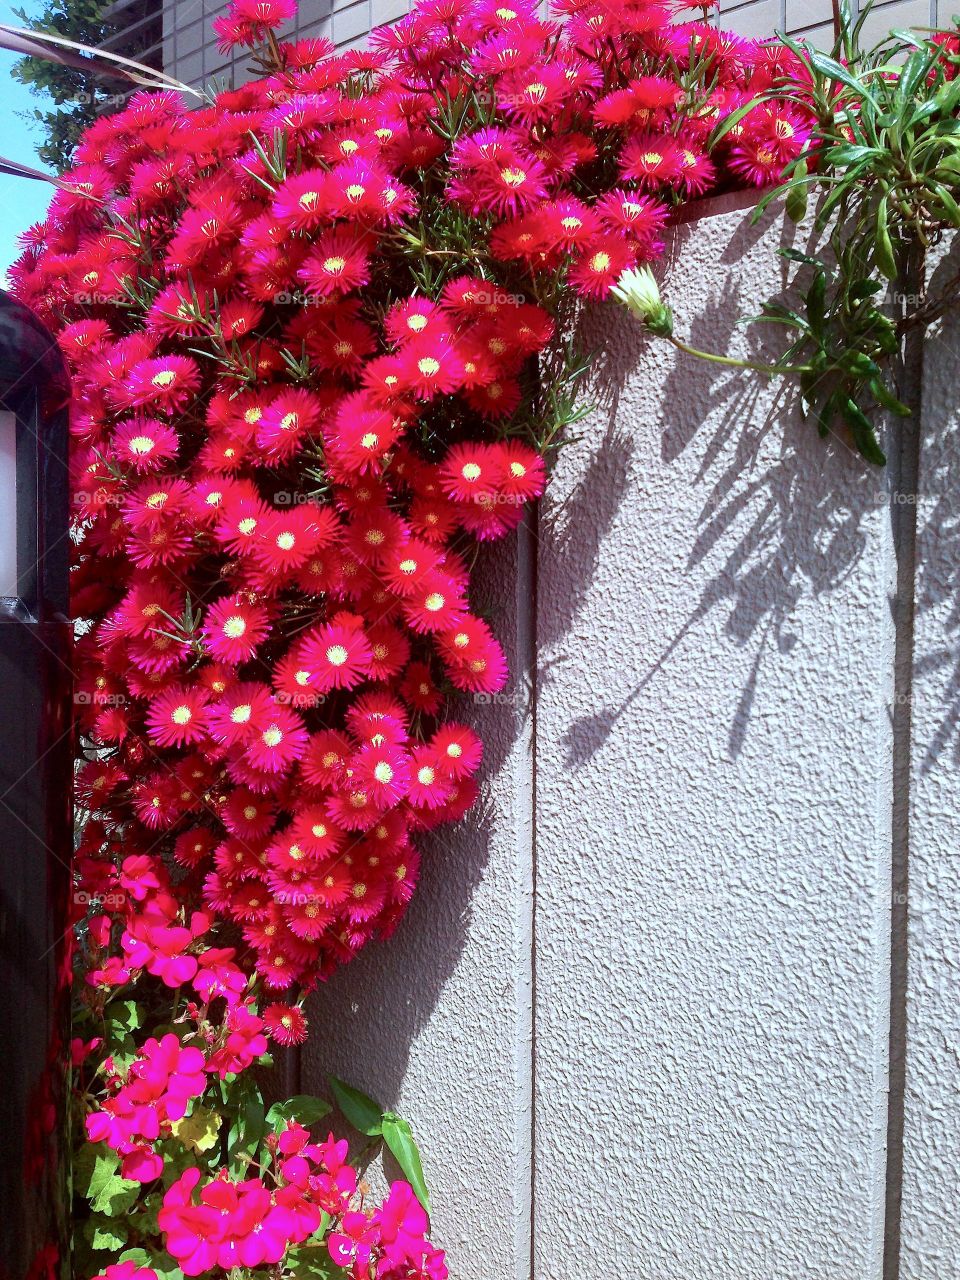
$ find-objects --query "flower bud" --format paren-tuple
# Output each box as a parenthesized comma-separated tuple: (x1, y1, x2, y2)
(611, 266, 674, 337)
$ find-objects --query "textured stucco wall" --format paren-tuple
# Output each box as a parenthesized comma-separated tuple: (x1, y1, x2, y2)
(297, 195, 935, 1280)
(899, 239, 960, 1280)
(531, 196, 897, 1280)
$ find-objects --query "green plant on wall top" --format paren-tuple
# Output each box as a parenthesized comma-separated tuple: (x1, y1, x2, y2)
(621, 5, 960, 464)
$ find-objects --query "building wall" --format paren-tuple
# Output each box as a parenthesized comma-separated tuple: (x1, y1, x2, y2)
(155, 0, 955, 91)
(130, 4, 960, 1276)
(299, 196, 960, 1279)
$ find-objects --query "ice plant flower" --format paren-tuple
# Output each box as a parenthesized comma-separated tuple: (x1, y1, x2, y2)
(610, 265, 674, 336)
(18, 0, 817, 1273)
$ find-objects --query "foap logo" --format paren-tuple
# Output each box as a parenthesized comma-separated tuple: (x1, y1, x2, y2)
(73, 290, 127, 307)
(274, 690, 326, 709)
(459, 284, 526, 306)
(273, 289, 324, 307)
(273, 490, 313, 506)
(73, 490, 122, 509)
(273, 890, 321, 906)
(74, 691, 127, 707)
(472, 491, 524, 506)
(74, 889, 128, 908)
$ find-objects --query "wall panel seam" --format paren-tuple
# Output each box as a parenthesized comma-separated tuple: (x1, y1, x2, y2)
(882, 263, 924, 1280)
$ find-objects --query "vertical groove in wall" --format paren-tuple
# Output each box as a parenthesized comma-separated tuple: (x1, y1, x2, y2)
(284, 1044, 302, 1098)
(524, 503, 540, 1280)
(882, 260, 924, 1280)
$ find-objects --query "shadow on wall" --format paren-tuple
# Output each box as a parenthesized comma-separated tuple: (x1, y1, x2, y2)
(303, 398, 637, 1112)
(556, 203, 886, 764)
(914, 242, 960, 772)
(302, 197, 916, 1117)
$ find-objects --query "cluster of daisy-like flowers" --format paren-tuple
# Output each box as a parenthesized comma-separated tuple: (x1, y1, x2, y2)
(12, 0, 814, 1275)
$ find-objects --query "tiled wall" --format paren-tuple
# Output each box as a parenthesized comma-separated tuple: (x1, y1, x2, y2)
(160, 0, 413, 90)
(155, 0, 955, 92)
(719, 0, 943, 50)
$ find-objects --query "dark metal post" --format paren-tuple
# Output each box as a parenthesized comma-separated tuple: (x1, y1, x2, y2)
(0, 293, 72, 1280)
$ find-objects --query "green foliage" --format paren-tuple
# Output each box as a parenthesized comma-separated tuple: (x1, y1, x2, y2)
(328, 1075, 384, 1136)
(754, 5, 960, 460)
(11, 0, 114, 171)
(381, 1114, 431, 1213)
(643, 3, 960, 462)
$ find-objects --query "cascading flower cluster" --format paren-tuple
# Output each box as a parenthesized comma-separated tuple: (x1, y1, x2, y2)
(11, 0, 814, 1276)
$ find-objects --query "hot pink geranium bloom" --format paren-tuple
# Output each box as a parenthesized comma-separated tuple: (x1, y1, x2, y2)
(84, 1034, 207, 1181)
(160, 1169, 319, 1274)
(377, 1181, 431, 1268)
(92, 1262, 159, 1280)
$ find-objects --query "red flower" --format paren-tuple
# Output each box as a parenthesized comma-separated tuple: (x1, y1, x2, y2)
(203, 595, 272, 663)
(299, 619, 373, 692)
(213, 0, 296, 50)
(121, 356, 202, 413)
(244, 705, 309, 773)
(263, 1002, 308, 1046)
(113, 419, 178, 472)
(146, 686, 210, 748)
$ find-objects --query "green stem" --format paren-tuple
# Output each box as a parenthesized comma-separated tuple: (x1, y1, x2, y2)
(667, 334, 809, 378)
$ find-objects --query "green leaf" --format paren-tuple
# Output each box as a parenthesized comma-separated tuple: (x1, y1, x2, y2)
(874, 196, 898, 281)
(807, 48, 877, 101)
(120, 1251, 184, 1280)
(265, 1095, 332, 1130)
(285, 1238, 339, 1280)
(381, 1115, 431, 1214)
(707, 93, 769, 147)
(104, 1000, 141, 1033)
(824, 143, 882, 166)
(839, 350, 881, 377)
(930, 181, 960, 227)
(778, 246, 826, 269)
(84, 1214, 129, 1251)
(785, 159, 809, 221)
(117, 1250, 151, 1269)
(806, 268, 827, 332)
(92, 1170, 141, 1216)
(170, 1106, 222, 1153)
(227, 1079, 267, 1176)
(328, 1076, 383, 1137)
(869, 377, 911, 416)
(840, 397, 887, 465)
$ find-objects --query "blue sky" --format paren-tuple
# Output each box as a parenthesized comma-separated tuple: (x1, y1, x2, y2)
(0, 0, 59, 282)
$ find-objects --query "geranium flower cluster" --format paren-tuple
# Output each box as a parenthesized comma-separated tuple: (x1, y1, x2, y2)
(12, 0, 814, 1276)
(157, 1128, 443, 1279)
